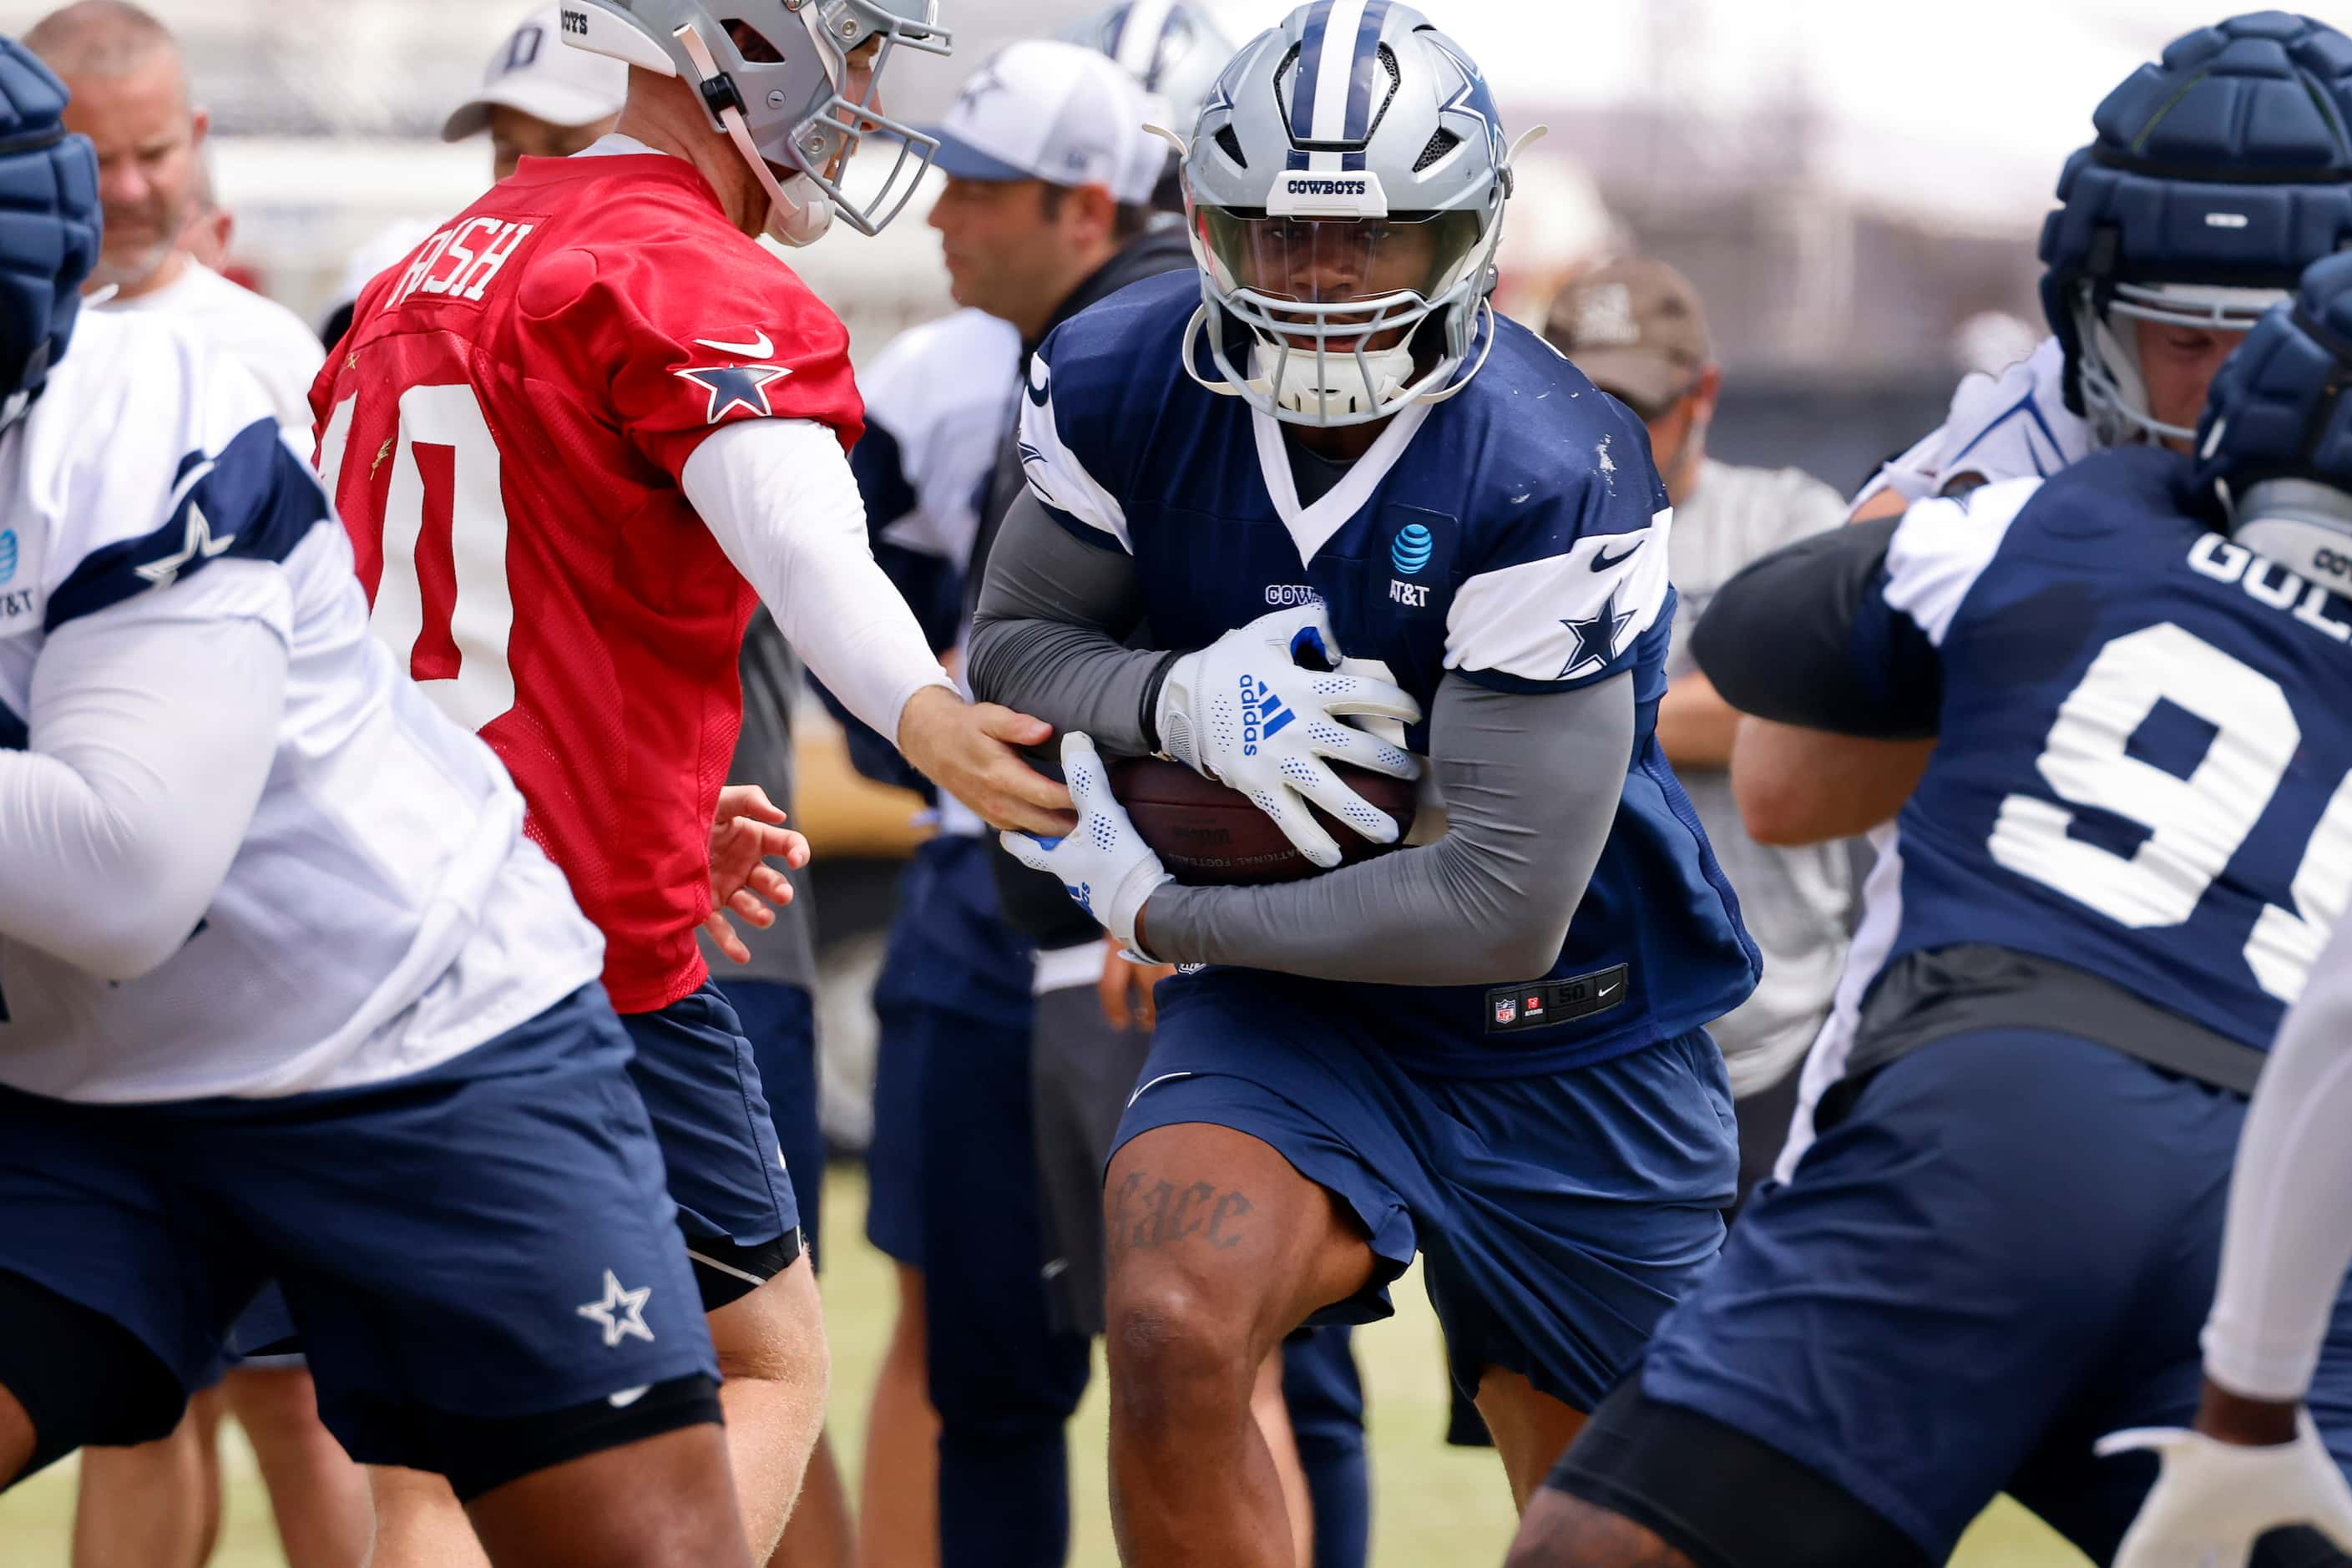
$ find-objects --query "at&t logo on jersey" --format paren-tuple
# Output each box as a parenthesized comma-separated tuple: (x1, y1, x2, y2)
(0, 529, 15, 587)
(1238, 675, 1295, 756)
(1389, 523, 1434, 608)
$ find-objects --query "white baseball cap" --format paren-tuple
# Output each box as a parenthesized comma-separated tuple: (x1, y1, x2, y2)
(928, 41, 1164, 206)
(442, 7, 629, 143)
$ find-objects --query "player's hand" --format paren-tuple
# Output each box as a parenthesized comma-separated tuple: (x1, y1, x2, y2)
(2102, 1409, 2352, 1567)
(705, 783, 811, 965)
(897, 685, 1076, 837)
(1001, 734, 1171, 958)
(1155, 604, 1421, 869)
(1099, 933, 1176, 1032)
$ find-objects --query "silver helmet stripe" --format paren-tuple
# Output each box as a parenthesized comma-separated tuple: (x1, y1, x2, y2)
(1113, 0, 1176, 81)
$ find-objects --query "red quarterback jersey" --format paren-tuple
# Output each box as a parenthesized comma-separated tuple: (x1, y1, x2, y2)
(311, 149, 863, 1014)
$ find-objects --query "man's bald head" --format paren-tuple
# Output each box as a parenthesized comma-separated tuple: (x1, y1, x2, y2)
(25, 0, 205, 298)
(23, 0, 178, 82)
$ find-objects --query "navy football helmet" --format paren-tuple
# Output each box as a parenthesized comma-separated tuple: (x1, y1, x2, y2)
(0, 38, 97, 433)
(2040, 13, 2352, 448)
(2193, 250, 2352, 589)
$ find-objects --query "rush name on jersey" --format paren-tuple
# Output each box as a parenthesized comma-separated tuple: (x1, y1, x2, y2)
(1861, 448, 2352, 1055)
(311, 144, 864, 1014)
(0, 313, 601, 1102)
(1020, 271, 1758, 1073)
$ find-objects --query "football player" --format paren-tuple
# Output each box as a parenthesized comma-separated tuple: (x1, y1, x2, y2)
(1749, 12, 2352, 1188)
(311, 0, 1075, 1560)
(969, 6, 1758, 1560)
(0, 40, 753, 1567)
(1511, 253, 2352, 1568)
(2100, 275, 2352, 1568)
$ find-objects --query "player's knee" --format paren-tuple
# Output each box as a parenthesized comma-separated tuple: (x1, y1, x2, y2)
(1504, 1490, 1693, 1568)
(708, 1262, 829, 1399)
(1106, 1273, 1255, 1424)
(0, 1382, 33, 1486)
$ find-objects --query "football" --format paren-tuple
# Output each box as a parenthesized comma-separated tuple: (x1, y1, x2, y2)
(1106, 755, 1418, 887)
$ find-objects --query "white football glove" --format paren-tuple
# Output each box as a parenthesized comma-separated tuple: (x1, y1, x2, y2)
(1155, 604, 1421, 870)
(2103, 1409, 2352, 1568)
(1001, 733, 1174, 958)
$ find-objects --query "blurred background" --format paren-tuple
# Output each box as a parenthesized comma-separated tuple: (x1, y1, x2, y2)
(0, 0, 2262, 484)
(0, 3, 2270, 1563)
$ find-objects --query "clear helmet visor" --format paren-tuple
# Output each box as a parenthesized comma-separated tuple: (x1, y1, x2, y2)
(1196, 208, 1488, 320)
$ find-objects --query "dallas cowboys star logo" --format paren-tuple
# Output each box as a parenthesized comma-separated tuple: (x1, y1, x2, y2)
(576, 1269, 655, 1348)
(1558, 586, 1637, 680)
(674, 361, 792, 424)
(955, 58, 1011, 115)
(134, 500, 236, 590)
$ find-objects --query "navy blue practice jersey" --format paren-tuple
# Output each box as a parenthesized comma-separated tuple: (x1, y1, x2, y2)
(1018, 271, 1758, 1074)
(1856, 448, 2352, 1050)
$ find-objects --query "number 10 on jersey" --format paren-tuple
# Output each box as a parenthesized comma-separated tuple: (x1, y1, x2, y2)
(318, 383, 517, 732)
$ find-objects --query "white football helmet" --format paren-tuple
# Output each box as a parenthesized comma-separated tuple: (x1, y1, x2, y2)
(1178, 3, 1530, 427)
(561, 0, 949, 245)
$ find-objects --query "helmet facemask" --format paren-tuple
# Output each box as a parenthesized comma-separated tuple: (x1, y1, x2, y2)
(580, 0, 949, 244)
(1185, 191, 1501, 428)
(2070, 278, 2284, 448)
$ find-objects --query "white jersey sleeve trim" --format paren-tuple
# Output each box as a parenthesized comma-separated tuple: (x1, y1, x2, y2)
(1444, 508, 1673, 685)
(1018, 354, 1130, 551)
(0, 598, 287, 980)
(1880, 478, 2039, 647)
(682, 417, 953, 742)
(2202, 916, 2352, 1403)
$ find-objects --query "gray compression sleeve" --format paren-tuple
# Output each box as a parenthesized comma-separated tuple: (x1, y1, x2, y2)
(967, 490, 1171, 757)
(1141, 671, 1633, 986)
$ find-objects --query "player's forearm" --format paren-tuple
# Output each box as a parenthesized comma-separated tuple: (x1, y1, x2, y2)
(2201, 920, 2352, 1404)
(1729, 718, 1930, 846)
(683, 420, 953, 743)
(1692, 517, 1939, 741)
(1137, 675, 1631, 985)
(967, 489, 1169, 757)
(0, 613, 283, 980)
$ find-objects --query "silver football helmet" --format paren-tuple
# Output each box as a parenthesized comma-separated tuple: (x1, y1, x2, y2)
(1060, 1, 1234, 129)
(563, 0, 949, 245)
(1177, 3, 1529, 427)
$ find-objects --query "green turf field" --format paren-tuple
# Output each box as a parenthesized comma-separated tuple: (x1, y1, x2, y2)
(0, 1169, 2091, 1565)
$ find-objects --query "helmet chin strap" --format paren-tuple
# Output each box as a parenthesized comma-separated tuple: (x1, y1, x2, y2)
(670, 23, 835, 248)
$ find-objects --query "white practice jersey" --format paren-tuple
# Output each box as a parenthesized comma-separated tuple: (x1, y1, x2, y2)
(1850, 336, 2094, 513)
(0, 312, 603, 1104)
(859, 306, 1023, 573)
(1776, 335, 2098, 1181)
(99, 260, 327, 435)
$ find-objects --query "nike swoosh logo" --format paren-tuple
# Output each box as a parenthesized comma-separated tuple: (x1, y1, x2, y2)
(607, 1384, 651, 1409)
(1597, 979, 1621, 998)
(695, 331, 774, 357)
(1127, 1070, 1195, 1109)
(1591, 539, 1644, 571)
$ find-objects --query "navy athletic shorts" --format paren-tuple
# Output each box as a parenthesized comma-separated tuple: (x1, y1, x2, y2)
(1115, 969, 1738, 1410)
(0, 984, 715, 1474)
(720, 979, 824, 1262)
(1636, 1026, 2352, 1564)
(620, 981, 800, 1287)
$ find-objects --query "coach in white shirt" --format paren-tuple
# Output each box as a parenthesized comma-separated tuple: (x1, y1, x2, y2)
(27, 0, 325, 433)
